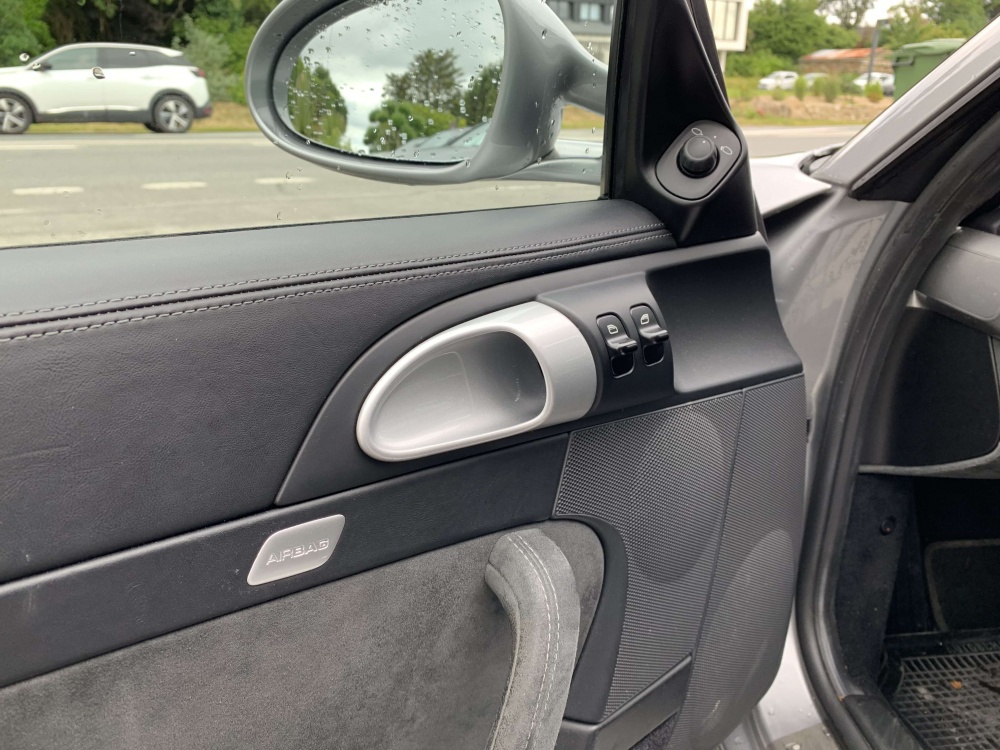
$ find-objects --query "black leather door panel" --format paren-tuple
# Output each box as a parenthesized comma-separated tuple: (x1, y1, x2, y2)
(0, 201, 670, 583)
(0, 202, 806, 750)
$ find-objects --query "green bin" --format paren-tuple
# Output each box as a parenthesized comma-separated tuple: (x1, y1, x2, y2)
(891, 39, 966, 97)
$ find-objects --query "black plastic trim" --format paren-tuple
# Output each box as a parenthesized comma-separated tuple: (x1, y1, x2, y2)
(277, 237, 801, 505)
(557, 656, 691, 750)
(561, 517, 629, 723)
(609, 0, 757, 244)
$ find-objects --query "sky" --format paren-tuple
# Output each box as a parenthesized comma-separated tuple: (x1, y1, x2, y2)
(286, 0, 504, 151)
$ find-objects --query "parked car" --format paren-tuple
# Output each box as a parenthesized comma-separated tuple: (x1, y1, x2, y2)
(0, 43, 212, 134)
(757, 70, 799, 90)
(852, 71, 895, 95)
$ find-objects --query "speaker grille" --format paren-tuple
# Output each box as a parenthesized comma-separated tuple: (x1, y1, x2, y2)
(667, 377, 806, 750)
(555, 392, 744, 717)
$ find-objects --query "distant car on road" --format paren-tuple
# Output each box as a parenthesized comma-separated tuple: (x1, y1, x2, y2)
(852, 71, 895, 96)
(757, 71, 799, 91)
(0, 43, 212, 135)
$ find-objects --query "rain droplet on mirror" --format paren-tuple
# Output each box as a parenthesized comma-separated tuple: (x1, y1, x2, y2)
(19, 53, 29, 62)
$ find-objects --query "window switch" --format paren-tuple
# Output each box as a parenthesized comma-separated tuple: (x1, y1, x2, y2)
(630, 305, 669, 365)
(596, 314, 637, 376)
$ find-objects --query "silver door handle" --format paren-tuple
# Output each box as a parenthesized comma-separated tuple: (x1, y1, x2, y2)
(356, 302, 597, 461)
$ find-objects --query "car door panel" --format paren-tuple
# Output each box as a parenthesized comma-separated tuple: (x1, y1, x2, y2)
(0, 520, 604, 750)
(0, 201, 670, 583)
(0, 191, 805, 749)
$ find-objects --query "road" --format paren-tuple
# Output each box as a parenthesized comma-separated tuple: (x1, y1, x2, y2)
(1, 125, 860, 248)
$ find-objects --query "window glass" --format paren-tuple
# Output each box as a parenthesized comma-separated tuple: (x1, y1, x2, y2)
(100, 48, 151, 69)
(713, 1, 980, 160)
(548, 1, 574, 20)
(578, 3, 602, 22)
(2, 0, 610, 249)
(44, 48, 98, 70)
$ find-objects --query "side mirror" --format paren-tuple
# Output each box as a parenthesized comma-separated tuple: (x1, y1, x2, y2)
(245, 0, 607, 185)
(31, 62, 51, 72)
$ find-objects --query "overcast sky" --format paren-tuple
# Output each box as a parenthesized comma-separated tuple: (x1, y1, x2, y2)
(292, 0, 504, 151)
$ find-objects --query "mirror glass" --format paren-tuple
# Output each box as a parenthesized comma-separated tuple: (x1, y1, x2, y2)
(281, 0, 504, 162)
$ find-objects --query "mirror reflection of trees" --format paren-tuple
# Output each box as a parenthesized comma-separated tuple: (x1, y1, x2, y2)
(364, 48, 502, 156)
(288, 58, 349, 148)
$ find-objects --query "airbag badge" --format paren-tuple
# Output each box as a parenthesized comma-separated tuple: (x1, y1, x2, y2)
(247, 515, 346, 585)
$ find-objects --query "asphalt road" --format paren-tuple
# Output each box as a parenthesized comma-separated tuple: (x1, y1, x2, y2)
(1, 125, 860, 248)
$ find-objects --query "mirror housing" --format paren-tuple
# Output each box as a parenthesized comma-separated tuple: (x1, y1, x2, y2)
(31, 62, 51, 72)
(245, 0, 607, 185)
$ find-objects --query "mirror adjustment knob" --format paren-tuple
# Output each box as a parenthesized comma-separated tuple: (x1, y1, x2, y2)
(677, 135, 719, 178)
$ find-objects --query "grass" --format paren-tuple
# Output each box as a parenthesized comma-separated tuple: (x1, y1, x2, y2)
(26, 98, 869, 137)
(561, 105, 605, 130)
(29, 102, 259, 135)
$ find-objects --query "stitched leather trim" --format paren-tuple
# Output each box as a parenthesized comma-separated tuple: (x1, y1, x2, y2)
(0, 224, 667, 321)
(0, 232, 670, 344)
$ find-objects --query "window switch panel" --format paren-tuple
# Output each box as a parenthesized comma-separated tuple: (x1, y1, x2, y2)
(596, 314, 637, 377)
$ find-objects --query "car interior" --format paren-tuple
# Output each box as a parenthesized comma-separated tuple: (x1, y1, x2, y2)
(0, 0, 815, 748)
(833, 207, 1000, 749)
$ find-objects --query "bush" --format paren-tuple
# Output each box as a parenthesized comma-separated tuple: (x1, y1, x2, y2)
(725, 77, 756, 103)
(840, 73, 862, 95)
(864, 80, 884, 102)
(771, 88, 787, 101)
(815, 76, 841, 103)
(172, 16, 240, 103)
(793, 76, 808, 101)
(726, 49, 794, 79)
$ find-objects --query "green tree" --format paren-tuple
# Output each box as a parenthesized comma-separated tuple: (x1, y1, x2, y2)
(922, 0, 989, 34)
(0, 0, 53, 66)
(385, 49, 462, 114)
(727, 49, 795, 76)
(744, 0, 860, 61)
(172, 15, 239, 101)
(288, 59, 348, 148)
(880, 3, 966, 46)
(819, 0, 875, 28)
(364, 100, 461, 153)
(463, 61, 502, 124)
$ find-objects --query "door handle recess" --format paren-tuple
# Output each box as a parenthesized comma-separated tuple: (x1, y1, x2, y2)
(485, 529, 581, 750)
(356, 302, 597, 461)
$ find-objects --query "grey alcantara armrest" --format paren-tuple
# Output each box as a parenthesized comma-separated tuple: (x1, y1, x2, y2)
(485, 529, 582, 750)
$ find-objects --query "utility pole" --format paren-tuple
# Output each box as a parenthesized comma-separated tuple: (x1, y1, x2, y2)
(866, 19, 885, 84)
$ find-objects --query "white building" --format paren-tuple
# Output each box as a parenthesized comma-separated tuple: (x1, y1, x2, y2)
(547, 0, 749, 70)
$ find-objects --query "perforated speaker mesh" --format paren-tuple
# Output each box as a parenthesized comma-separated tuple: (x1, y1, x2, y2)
(667, 377, 806, 750)
(554, 392, 744, 718)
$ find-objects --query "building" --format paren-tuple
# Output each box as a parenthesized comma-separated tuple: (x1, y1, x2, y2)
(546, 0, 749, 69)
(799, 48, 893, 75)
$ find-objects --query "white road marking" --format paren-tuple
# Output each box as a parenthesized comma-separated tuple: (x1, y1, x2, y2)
(0, 144, 77, 151)
(0, 208, 30, 215)
(141, 181, 207, 190)
(254, 176, 315, 185)
(12, 186, 83, 195)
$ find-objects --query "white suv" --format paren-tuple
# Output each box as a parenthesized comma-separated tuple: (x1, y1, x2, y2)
(0, 43, 212, 135)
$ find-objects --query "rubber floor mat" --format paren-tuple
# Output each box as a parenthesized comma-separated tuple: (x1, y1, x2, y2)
(883, 632, 1000, 750)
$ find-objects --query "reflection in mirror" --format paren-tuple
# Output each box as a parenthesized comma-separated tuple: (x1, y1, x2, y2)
(283, 0, 504, 163)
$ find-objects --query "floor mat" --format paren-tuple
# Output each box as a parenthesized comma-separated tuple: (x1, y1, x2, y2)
(883, 631, 1000, 750)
